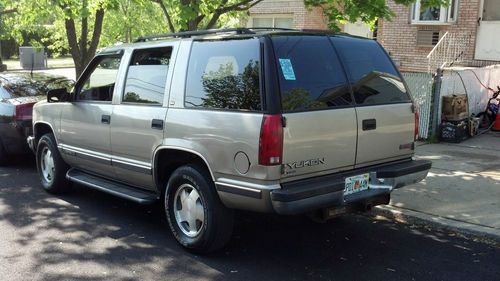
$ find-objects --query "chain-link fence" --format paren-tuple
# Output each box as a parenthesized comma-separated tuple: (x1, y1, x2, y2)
(402, 72, 434, 139)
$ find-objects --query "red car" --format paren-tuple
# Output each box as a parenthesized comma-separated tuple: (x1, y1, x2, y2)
(0, 72, 73, 165)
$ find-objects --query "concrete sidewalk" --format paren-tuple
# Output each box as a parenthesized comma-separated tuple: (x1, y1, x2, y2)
(374, 131, 500, 242)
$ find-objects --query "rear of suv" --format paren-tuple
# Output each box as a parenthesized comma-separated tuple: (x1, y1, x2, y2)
(29, 28, 431, 253)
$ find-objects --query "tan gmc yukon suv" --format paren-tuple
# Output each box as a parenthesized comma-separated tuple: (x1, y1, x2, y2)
(28, 28, 432, 253)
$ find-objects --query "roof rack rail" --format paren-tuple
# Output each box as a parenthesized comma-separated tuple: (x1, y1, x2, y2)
(134, 28, 257, 42)
(247, 27, 298, 32)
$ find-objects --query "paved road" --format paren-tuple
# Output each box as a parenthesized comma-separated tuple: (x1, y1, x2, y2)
(1, 158, 499, 281)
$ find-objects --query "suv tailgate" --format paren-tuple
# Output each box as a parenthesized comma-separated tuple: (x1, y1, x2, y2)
(271, 35, 357, 179)
(331, 36, 415, 167)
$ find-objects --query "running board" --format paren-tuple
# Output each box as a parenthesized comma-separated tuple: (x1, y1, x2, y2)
(66, 168, 159, 204)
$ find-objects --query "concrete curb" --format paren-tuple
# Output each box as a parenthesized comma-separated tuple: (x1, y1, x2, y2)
(370, 205, 500, 246)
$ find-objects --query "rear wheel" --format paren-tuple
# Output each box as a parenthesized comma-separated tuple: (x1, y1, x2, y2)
(36, 133, 70, 194)
(164, 164, 234, 253)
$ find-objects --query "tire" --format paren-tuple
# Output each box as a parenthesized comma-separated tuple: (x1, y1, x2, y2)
(36, 133, 70, 194)
(164, 164, 234, 254)
(0, 139, 8, 166)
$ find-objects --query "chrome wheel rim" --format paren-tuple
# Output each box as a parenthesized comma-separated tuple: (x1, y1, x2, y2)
(40, 147, 55, 183)
(173, 184, 205, 237)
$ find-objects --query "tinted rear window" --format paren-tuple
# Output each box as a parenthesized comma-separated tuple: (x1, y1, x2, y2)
(331, 37, 411, 105)
(272, 36, 352, 112)
(185, 39, 261, 111)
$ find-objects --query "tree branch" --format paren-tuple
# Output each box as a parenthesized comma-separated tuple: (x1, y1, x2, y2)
(64, 18, 81, 62)
(80, 18, 88, 57)
(87, 8, 105, 61)
(205, 0, 263, 29)
(153, 0, 176, 32)
(0, 8, 17, 16)
(80, 0, 89, 57)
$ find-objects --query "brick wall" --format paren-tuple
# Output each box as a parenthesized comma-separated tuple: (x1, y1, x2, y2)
(249, 0, 328, 29)
(378, 0, 481, 72)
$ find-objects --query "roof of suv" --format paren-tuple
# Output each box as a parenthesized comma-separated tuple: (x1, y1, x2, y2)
(99, 28, 373, 54)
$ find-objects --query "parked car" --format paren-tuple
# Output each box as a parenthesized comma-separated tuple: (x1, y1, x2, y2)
(29, 28, 431, 253)
(0, 72, 73, 165)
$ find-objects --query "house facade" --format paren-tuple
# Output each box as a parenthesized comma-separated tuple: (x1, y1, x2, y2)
(247, 0, 373, 38)
(377, 0, 500, 72)
(247, 0, 328, 30)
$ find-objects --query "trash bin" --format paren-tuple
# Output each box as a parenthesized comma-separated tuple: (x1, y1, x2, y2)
(19, 47, 47, 70)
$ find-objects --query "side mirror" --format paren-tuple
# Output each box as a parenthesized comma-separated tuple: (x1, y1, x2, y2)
(47, 88, 71, 103)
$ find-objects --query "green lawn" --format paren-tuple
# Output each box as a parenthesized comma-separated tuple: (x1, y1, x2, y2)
(3, 57, 74, 70)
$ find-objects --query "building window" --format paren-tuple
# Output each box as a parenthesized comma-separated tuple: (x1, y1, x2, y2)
(250, 16, 294, 28)
(411, 0, 458, 24)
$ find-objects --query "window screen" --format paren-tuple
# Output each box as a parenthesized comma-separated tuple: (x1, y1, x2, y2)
(185, 39, 261, 111)
(331, 37, 411, 105)
(272, 35, 352, 112)
(123, 47, 172, 104)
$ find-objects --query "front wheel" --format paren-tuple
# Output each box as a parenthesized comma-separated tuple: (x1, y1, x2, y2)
(36, 133, 70, 194)
(164, 164, 234, 253)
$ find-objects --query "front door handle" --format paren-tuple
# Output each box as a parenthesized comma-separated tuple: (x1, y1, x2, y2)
(101, 115, 111, 124)
(362, 119, 376, 131)
(151, 119, 164, 130)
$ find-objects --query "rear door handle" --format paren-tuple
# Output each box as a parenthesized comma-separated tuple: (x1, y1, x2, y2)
(151, 119, 164, 130)
(362, 119, 376, 131)
(101, 115, 111, 124)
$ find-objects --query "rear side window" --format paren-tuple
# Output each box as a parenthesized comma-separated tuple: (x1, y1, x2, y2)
(331, 37, 411, 105)
(185, 39, 261, 111)
(272, 35, 352, 112)
(123, 47, 172, 105)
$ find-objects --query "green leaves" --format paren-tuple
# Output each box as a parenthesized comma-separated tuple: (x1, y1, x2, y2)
(305, 0, 450, 31)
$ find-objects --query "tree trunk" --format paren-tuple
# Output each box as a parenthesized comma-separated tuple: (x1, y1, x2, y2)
(64, 6, 105, 78)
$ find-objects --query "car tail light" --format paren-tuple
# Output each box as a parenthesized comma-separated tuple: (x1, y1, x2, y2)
(15, 103, 35, 121)
(414, 105, 419, 141)
(259, 114, 283, 166)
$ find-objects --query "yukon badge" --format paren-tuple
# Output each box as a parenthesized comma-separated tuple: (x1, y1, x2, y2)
(283, 158, 326, 175)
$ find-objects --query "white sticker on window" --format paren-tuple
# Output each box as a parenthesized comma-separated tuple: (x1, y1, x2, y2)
(279, 58, 296, 80)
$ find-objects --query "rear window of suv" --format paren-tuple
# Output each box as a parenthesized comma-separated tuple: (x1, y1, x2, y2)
(185, 38, 261, 111)
(272, 35, 352, 112)
(331, 36, 411, 105)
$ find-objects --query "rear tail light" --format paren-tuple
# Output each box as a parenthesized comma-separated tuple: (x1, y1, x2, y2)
(413, 104, 419, 141)
(15, 103, 35, 121)
(259, 114, 283, 166)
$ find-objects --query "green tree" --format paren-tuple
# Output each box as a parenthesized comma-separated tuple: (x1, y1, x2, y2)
(2, 0, 119, 77)
(152, 0, 263, 32)
(100, 0, 167, 45)
(305, 0, 450, 31)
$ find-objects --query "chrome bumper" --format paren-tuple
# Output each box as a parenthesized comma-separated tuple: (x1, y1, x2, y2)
(27, 136, 35, 153)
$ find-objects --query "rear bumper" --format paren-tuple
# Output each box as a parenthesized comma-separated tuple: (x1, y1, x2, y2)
(0, 121, 32, 155)
(270, 159, 431, 215)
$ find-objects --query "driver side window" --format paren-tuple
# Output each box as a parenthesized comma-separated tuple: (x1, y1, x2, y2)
(78, 56, 122, 102)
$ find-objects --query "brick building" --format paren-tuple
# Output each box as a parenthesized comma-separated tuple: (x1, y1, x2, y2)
(246, 0, 373, 38)
(377, 0, 500, 73)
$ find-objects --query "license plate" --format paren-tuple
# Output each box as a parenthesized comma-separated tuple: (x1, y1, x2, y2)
(344, 173, 370, 196)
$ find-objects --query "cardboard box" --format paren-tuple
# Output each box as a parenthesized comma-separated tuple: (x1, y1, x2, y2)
(442, 95, 468, 121)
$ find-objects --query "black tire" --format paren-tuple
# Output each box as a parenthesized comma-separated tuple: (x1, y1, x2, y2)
(0, 139, 8, 166)
(36, 133, 70, 194)
(164, 164, 234, 254)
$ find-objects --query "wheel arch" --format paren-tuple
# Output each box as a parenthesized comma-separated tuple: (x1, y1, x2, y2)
(153, 146, 215, 193)
(33, 122, 56, 151)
